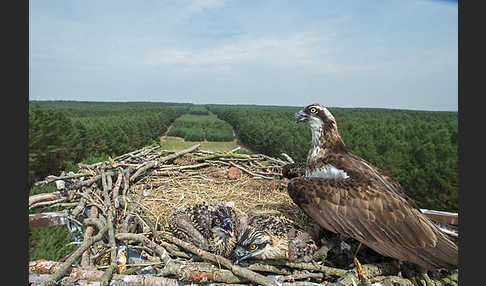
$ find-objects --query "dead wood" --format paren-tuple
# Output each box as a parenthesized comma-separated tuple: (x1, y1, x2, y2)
(29, 143, 459, 286)
(29, 192, 63, 209)
(29, 211, 68, 228)
(99, 170, 118, 286)
(159, 231, 279, 286)
(39, 224, 108, 286)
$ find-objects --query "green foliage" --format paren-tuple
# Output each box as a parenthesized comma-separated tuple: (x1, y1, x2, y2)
(188, 105, 210, 115)
(167, 113, 234, 142)
(29, 108, 74, 186)
(207, 105, 458, 212)
(29, 226, 79, 261)
(28, 101, 188, 186)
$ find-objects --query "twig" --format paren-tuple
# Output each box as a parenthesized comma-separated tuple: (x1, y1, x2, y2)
(29, 192, 63, 208)
(34, 173, 91, 186)
(81, 209, 100, 268)
(195, 152, 250, 161)
(130, 161, 158, 182)
(281, 153, 295, 163)
(228, 161, 275, 180)
(114, 233, 172, 265)
(39, 225, 109, 286)
(112, 169, 123, 209)
(158, 144, 201, 163)
(277, 272, 324, 282)
(29, 198, 67, 210)
(159, 261, 248, 284)
(159, 232, 278, 286)
(100, 170, 118, 286)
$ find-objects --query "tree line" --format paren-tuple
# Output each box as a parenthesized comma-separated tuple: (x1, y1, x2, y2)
(207, 104, 458, 212)
(167, 107, 234, 142)
(29, 101, 187, 187)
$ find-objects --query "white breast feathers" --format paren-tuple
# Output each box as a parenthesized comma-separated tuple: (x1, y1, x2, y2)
(306, 164, 349, 179)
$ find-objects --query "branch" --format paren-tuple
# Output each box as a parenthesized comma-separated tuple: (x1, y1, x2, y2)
(29, 192, 63, 208)
(228, 161, 275, 179)
(100, 170, 118, 286)
(115, 233, 172, 265)
(159, 232, 279, 286)
(39, 224, 108, 286)
(159, 144, 201, 163)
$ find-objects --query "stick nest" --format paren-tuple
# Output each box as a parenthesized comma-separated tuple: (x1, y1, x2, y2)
(29, 144, 458, 286)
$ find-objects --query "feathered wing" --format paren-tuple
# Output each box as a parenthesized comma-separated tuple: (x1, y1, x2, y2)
(287, 176, 458, 269)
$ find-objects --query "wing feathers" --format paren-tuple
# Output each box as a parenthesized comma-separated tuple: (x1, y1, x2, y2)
(288, 176, 457, 269)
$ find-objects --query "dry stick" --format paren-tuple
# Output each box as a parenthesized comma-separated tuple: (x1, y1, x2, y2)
(34, 173, 91, 186)
(114, 233, 172, 265)
(130, 144, 201, 182)
(122, 167, 132, 197)
(277, 272, 325, 282)
(331, 270, 359, 286)
(157, 162, 211, 172)
(72, 172, 113, 189)
(140, 215, 191, 259)
(112, 169, 123, 209)
(159, 261, 248, 284)
(81, 205, 100, 268)
(29, 198, 67, 210)
(29, 192, 63, 208)
(194, 152, 250, 161)
(370, 275, 414, 286)
(130, 161, 158, 182)
(259, 154, 289, 165)
(228, 161, 275, 180)
(71, 187, 88, 217)
(159, 232, 278, 286)
(31, 269, 203, 286)
(100, 170, 118, 286)
(158, 144, 201, 163)
(247, 263, 293, 275)
(281, 153, 295, 163)
(260, 260, 348, 277)
(39, 224, 108, 286)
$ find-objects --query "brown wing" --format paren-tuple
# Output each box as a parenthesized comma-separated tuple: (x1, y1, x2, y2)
(318, 152, 419, 208)
(287, 176, 458, 269)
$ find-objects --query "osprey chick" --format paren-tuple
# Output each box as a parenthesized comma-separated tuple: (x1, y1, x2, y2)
(288, 103, 458, 270)
(282, 162, 306, 179)
(168, 202, 238, 258)
(233, 214, 318, 264)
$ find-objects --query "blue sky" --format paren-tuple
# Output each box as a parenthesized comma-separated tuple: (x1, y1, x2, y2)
(29, 0, 458, 111)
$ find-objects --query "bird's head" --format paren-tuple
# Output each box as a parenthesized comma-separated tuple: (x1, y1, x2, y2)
(294, 103, 336, 131)
(211, 204, 237, 239)
(233, 226, 270, 264)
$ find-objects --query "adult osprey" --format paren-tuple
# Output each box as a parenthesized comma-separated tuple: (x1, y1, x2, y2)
(287, 104, 458, 270)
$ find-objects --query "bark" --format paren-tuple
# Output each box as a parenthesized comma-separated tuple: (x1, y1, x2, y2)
(114, 233, 172, 265)
(159, 232, 279, 286)
(39, 225, 108, 286)
(29, 211, 68, 228)
(29, 192, 63, 208)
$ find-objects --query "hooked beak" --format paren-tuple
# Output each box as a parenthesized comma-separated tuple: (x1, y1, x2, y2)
(233, 248, 251, 265)
(221, 218, 234, 237)
(294, 110, 308, 123)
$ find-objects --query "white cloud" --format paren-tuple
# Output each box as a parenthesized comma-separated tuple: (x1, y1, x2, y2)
(144, 32, 334, 73)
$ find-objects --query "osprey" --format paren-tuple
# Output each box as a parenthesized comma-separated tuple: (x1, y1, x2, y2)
(168, 202, 238, 258)
(287, 103, 458, 270)
(233, 214, 318, 264)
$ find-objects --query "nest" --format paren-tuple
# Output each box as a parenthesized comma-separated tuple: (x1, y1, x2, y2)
(29, 144, 458, 286)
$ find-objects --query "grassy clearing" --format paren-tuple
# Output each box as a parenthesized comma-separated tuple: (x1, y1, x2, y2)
(160, 136, 252, 153)
(167, 113, 234, 142)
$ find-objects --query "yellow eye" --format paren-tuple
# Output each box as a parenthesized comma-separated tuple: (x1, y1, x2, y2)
(231, 215, 235, 220)
(309, 107, 317, 113)
(215, 218, 221, 224)
(249, 244, 257, 250)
